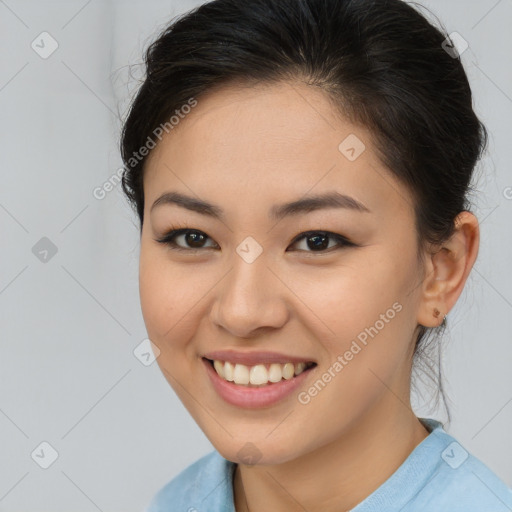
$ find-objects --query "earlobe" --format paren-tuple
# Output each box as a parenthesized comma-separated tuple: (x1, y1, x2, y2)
(432, 307, 447, 328)
(416, 211, 480, 328)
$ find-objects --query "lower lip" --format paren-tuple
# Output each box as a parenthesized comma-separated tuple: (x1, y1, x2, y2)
(202, 358, 316, 409)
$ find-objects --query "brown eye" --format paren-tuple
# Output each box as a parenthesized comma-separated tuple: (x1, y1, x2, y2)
(288, 231, 354, 253)
(155, 229, 217, 251)
(155, 227, 354, 254)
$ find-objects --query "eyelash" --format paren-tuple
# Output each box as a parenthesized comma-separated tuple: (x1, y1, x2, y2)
(154, 225, 355, 254)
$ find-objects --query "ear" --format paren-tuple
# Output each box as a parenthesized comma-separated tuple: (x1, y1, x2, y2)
(416, 211, 480, 328)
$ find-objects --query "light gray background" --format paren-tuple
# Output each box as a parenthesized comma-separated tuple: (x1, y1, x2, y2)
(0, 0, 511, 510)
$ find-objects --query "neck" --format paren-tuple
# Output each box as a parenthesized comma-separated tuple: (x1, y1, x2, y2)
(233, 399, 430, 512)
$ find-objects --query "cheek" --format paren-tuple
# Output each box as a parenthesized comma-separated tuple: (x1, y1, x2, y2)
(138, 249, 200, 398)
(139, 250, 166, 338)
(138, 244, 214, 357)
(139, 246, 186, 344)
(293, 256, 414, 390)
(291, 257, 403, 337)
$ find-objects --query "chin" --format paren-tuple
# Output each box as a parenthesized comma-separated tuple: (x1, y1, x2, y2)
(209, 433, 306, 467)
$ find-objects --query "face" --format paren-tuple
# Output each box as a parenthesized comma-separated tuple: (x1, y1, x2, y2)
(139, 81, 425, 465)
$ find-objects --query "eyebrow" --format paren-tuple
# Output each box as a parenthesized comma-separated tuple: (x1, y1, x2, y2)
(150, 190, 371, 220)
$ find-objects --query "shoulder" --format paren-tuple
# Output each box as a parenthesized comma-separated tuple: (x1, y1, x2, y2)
(144, 450, 236, 512)
(352, 418, 512, 512)
(400, 419, 512, 511)
(414, 437, 512, 509)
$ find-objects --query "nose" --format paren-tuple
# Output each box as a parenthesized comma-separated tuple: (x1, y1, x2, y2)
(210, 250, 289, 339)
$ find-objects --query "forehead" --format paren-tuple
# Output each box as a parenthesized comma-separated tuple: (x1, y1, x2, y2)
(143, 81, 414, 222)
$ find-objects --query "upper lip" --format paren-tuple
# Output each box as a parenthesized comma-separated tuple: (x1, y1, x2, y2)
(203, 350, 316, 366)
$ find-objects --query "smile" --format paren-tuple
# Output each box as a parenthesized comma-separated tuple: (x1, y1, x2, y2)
(208, 359, 316, 387)
(202, 356, 317, 409)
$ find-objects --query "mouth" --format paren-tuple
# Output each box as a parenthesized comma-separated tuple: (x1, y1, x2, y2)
(202, 355, 318, 409)
(203, 357, 317, 387)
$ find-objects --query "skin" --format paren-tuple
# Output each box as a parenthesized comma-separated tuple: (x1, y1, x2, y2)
(139, 80, 479, 511)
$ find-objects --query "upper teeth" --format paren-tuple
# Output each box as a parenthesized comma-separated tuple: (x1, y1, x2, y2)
(212, 360, 310, 386)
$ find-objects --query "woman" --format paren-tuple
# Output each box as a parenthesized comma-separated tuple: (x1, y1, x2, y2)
(120, 0, 512, 510)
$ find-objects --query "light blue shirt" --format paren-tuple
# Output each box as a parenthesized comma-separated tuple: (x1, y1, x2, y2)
(145, 418, 512, 511)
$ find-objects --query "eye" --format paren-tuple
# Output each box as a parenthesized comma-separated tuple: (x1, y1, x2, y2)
(155, 226, 354, 254)
(154, 228, 217, 252)
(287, 230, 355, 253)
